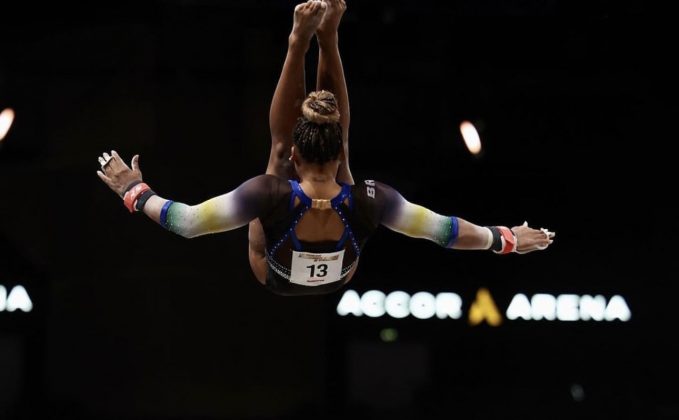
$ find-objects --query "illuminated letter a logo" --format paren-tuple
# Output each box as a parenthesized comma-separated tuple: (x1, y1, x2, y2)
(468, 288, 502, 327)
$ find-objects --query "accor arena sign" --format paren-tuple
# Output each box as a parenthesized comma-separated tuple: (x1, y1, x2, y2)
(336, 288, 631, 326)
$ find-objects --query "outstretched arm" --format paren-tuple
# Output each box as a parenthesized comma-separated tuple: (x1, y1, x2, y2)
(375, 182, 554, 254)
(97, 151, 276, 238)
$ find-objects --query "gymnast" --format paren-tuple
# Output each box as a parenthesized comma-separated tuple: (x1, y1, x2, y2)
(97, 0, 554, 296)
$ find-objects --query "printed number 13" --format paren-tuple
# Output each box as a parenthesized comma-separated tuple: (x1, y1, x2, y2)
(307, 264, 328, 278)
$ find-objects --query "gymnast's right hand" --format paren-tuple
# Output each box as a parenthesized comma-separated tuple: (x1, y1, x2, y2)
(96, 150, 143, 198)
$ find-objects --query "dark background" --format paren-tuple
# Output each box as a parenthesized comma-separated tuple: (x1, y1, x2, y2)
(1, 1, 676, 419)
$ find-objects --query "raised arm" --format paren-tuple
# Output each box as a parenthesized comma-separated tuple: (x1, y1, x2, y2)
(96, 151, 276, 238)
(375, 182, 554, 254)
(267, 1, 326, 177)
(316, 0, 353, 184)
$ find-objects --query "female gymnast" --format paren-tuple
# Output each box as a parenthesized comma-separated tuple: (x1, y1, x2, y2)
(97, 0, 554, 296)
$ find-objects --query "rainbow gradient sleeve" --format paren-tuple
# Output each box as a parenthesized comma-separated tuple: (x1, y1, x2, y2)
(161, 175, 274, 238)
(376, 182, 459, 248)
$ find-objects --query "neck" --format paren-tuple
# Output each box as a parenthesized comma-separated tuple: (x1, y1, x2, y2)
(297, 163, 338, 182)
(295, 164, 341, 197)
(304, 173, 335, 184)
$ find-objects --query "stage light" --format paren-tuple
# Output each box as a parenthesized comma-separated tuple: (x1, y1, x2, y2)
(570, 384, 585, 402)
(460, 120, 482, 155)
(0, 108, 15, 142)
(380, 328, 399, 343)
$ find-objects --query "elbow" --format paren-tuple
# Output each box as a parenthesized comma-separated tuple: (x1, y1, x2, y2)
(165, 223, 200, 239)
(180, 228, 203, 239)
(167, 228, 195, 239)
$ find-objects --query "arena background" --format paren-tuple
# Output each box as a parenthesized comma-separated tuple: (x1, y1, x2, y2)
(1, 1, 676, 419)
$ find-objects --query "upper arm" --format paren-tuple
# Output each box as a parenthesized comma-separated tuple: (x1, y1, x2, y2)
(164, 175, 280, 238)
(374, 182, 457, 248)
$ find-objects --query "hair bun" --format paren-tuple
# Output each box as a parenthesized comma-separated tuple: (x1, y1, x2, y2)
(302, 90, 340, 124)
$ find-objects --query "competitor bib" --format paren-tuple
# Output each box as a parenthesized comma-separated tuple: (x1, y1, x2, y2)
(289, 250, 345, 286)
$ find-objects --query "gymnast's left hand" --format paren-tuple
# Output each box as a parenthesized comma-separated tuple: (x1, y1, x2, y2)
(96, 150, 143, 197)
(511, 221, 555, 253)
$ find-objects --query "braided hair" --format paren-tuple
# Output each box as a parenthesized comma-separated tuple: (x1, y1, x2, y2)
(293, 90, 343, 165)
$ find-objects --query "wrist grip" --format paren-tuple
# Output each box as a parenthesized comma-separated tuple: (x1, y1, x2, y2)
(123, 182, 152, 213)
(487, 226, 518, 254)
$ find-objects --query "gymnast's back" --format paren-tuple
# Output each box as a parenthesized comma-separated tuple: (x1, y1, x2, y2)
(244, 175, 385, 296)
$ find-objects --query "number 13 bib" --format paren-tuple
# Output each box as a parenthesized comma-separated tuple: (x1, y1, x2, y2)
(289, 250, 345, 286)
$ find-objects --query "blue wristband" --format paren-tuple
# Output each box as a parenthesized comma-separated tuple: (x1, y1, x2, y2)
(446, 216, 459, 248)
(160, 200, 174, 229)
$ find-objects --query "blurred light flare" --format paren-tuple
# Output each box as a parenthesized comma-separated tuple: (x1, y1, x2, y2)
(570, 384, 585, 402)
(0, 108, 15, 142)
(459, 120, 482, 155)
(380, 328, 399, 343)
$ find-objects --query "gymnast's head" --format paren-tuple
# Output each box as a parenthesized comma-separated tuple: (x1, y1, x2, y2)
(291, 90, 343, 175)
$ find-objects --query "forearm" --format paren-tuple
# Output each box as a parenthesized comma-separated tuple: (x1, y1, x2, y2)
(452, 218, 494, 250)
(317, 36, 353, 184)
(141, 194, 165, 224)
(317, 36, 349, 130)
(269, 38, 307, 142)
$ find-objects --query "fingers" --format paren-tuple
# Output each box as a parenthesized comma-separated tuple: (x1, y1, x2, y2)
(325, 0, 346, 9)
(536, 235, 553, 250)
(98, 152, 116, 175)
(514, 222, 555, 254)
(97, 150, 137, 178)
(534, 230, 553, 250)
(541, 228, 556, 239)
(307, 0, 325, 13)
(108, 150, 129, 172)
(314, 2, 325, 13)
(534, 229, 552, 246)
(515, 221, 555, 239)
(98, 151, 112, 167)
